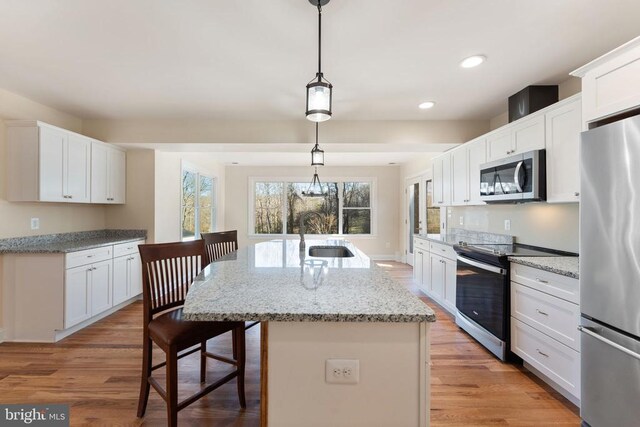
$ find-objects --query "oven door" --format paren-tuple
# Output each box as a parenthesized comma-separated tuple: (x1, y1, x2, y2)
(456, 255, 508, 340)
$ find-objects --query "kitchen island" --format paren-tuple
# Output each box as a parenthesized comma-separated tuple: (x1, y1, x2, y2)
(183, 239, 435, 427)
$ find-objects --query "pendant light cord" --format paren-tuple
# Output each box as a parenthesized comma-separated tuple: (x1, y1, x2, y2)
(315, 122, 319, 148)
(317, 3, 322, 80)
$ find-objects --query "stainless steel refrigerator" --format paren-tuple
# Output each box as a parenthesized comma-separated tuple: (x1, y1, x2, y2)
(580, 113, 640, 427)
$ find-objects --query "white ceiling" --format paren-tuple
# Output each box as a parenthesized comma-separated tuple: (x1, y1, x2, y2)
(1, 0, 639, 121)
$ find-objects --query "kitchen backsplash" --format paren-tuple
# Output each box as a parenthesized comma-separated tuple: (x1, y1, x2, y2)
(447, 203, 579, 253)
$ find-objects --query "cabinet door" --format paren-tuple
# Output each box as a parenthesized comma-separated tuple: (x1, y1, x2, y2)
(441, 153, 452, 206)
(432, 157, 443, 206)
(109, 148, 126, 204)
(467, 138, 487, 205)
(430, 254, 444, 299)
(65, 265, 92, 328)
(66, 134, 91, 203)
(90, 260, 112, 315)
(39, 127, 66, 202)
(112, 255, 129, 306)
(512, 115, 545, 155)
(487, 129, 512, 161)
(443, 257, 457, 313)
(421, 249, 431, 294)
(545, 98, 581, 203)
(91, 142, 110, 203)
(414, 250, 424, 292)
(128, 252, 143, 297)
(451, 147, 468, 205)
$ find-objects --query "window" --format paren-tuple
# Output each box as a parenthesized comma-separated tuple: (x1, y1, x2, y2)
(251, 179, 373, 236)
(182, 168, 215, 241)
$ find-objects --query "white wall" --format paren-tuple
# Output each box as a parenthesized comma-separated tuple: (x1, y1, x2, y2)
(225, 165, 401, 259)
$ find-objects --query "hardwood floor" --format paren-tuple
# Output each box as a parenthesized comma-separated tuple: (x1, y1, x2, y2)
(0, 261, 580, 426)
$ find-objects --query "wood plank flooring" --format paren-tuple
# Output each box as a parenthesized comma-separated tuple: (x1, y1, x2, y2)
(0, 261, 580, 426)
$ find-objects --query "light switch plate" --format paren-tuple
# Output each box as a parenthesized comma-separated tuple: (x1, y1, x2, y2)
(504, 219, 511, 231)
(30, 218, 40, 230)
(325, 359, 359, 384)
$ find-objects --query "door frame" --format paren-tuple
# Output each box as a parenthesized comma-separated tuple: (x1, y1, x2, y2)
(403, 170, 430, 265)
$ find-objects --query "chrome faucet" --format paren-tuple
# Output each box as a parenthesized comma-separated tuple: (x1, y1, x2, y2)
(299, 211, 324, 249)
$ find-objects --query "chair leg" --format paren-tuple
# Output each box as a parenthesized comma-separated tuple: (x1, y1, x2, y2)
(232, 329, 238, 360)
(200, 340, 207, 383)
(166, 346, 179, 427)
(235, 326, 247, 409)
(137, 335, 153, 418)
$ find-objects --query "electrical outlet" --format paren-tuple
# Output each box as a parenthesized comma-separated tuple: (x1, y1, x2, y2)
(459, 216, 464, 226)
(504, 219, 511, 231)
(325, 359, 359, 384)
(30, 218, 40, 230)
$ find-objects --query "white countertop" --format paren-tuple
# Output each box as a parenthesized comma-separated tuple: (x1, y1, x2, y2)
(183, 239, 436, 323)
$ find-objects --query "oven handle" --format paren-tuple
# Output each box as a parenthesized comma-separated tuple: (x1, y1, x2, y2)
(457, 255, 507, 275)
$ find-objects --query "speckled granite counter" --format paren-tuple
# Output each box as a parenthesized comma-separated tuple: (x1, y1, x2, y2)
(183, 239, 436, 323)
(0, 229, 147, 253)
(508, 256, 579, 279)
(414, 228, 514, 246)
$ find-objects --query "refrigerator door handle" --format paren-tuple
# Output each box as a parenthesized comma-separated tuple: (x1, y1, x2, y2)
(579, 325, 640, 361)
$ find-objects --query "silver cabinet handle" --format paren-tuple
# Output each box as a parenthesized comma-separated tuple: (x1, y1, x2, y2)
(535, 278, 548, 284)
(574, 192, 580, 197)
(579, 326, 640, 361)
(441, 249, 446, 252)
(536, 349, 549, 358)
(536, 309, 549, 316)
(87, 255, 93, 258)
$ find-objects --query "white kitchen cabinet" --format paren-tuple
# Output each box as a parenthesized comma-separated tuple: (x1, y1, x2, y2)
(90, 260, 113, 315)
(443, 257, 457, 312)
(545, 96, 582, 203)
(450, 147, 468, 206)
(429, 253, 444, 299)
(91, 142, 126, 204)
(6, 120, 124, 204)
(571, 36, 640, 125)
(487, 115, 545, 161)
(64, 265, 92, 329)
(114, 252, 142, 306)
(467, 138, 487, 205)
(432, 152, 451, 207)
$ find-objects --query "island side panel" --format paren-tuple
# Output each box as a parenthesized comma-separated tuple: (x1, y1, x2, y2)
(267, 321, 430, 427)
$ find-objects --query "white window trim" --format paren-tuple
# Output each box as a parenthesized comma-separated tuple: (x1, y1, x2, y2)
(181, 161, 218, 241)
(248, 176, 377, 239)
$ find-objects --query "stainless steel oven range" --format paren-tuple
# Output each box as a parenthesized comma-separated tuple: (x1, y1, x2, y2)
(453, 243, 573, 361)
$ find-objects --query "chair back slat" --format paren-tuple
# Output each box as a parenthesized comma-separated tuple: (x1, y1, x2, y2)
(138, 240, 206, 319)
(202, 230, 238, 264)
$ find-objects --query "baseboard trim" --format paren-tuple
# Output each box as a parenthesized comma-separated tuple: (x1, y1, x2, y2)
(369, 254, 399, 261)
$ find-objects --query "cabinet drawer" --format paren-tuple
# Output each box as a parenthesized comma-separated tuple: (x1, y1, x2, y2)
(511, 318, 580, 399)
(510, 263, 579, 304)
(414, 237, 429, 251)
(511, 282, 580, 351)
(113, 239, 145, 258)
(65, 246, 112, 269)
(429, 241, 456, 261)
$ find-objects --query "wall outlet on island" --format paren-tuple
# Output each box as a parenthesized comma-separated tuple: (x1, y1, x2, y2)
(325, 359, 359, 384)
(504, 219, 511, 231)
(30, 217, 40, 230)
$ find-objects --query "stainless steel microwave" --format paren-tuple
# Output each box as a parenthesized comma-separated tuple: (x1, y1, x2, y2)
(479, 150, 546, 203)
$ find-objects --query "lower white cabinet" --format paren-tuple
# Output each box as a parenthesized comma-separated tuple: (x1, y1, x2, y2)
(113, 252, 142, 306)
(510, 262, 580, 401)
(413, 237, 457, 315)
(65, 259, 113, 329)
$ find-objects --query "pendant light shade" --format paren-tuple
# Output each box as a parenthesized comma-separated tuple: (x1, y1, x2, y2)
(305, 0, 333, 122)
(311, 123, 324, 166)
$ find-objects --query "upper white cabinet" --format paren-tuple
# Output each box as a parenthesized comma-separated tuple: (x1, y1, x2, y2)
(487, 115, 545, 161)
(571, 36, 640, 126)
(6, 120, 125, 204)
(91, 142, 126, 204)
(432, 152, 451, 207)
(545, 97, 582, 203)
(451, 137, 487, 206)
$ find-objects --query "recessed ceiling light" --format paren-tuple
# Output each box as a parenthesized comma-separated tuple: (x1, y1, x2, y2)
(460, 55, 486, 68)
(418, 101, 436, 109)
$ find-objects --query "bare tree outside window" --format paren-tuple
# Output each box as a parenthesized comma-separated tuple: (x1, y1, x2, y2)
(286, 182, 339, 234)
(182, 169, 215, 241)
(182, 170, 197, 240)
(343, 182, 371, 234)
(254, 182, 284, 234)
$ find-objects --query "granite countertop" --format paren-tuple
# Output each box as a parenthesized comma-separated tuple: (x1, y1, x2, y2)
(0, 229, 147, 254)
(183, 239, 436, 323)
(508, 256, 579, 279)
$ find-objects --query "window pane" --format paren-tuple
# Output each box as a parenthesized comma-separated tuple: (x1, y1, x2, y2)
(343, 209, 371, 234)
(426, 180, 440, 234)
(254, 182, 284, 234)
(286, 182, 339, 234)
(343, 182, 370, 207)
(182, 170, 197, 240)
(199, 176, 213, 234)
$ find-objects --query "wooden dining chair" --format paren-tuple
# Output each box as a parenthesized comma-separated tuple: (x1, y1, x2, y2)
(137, 240, 246, 427)
(201, 230, 259, 331)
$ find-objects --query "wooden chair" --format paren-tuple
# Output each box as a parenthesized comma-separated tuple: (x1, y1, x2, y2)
(201, 230, 238, 264)
(201, 231, 259, 331)
(137, 240, 246, 427)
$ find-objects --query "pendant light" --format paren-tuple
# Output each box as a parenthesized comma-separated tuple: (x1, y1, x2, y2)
(305, 0, 333, 122)
(310, 123, 324, 166)
(302, 167, 327, 198)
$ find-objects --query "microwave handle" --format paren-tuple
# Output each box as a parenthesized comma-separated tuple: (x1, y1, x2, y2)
(514, 161, 524, 193)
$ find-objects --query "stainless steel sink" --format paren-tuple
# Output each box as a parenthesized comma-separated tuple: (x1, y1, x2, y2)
(308, 245, 354, 258)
